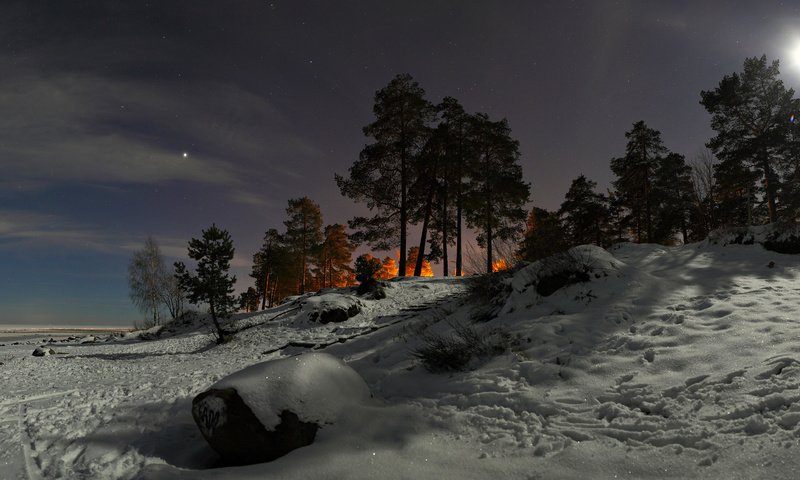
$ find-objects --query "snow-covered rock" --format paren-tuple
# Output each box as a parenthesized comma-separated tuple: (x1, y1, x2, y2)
(31, 346, 54, 357)
(301, 293, 362, 324)
(192, 353, 371, 464)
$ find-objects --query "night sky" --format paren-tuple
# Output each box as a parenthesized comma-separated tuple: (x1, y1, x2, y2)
(2, 1, 800, 326)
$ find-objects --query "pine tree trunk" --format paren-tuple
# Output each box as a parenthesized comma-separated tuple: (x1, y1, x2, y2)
(442, 182, 449, 277)
(763, 156, 777, 223)
(456, 178, 463, 277)
(261, 271, 270, 310)
(415, 181, 435, 276)
(485, 153, 493, 274)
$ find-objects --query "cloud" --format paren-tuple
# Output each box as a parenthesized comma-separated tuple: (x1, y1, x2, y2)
(0, 209, 115, 252)
(0, 68, 322, 188)
(229, 191, 277, 208)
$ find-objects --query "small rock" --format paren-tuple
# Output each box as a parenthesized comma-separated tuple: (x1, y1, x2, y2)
(768, 261, 775, 268)
(643, 349, 655, 362)
(32, 346, 55, 357)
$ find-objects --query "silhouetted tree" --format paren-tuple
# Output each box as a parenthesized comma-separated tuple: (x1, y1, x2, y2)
(688, 150, 718, 239)
(701, 55, 800, 223)
(651, 152, 694, 243)
(175, 224, 237, 344)
(315, 224, 356, 288)
(239, 287, 259, 313)
(250, 229, 283, 309)
(610, 121, 667, 243)
(336, 74, 435, 277)
(430, 97, 474, 276)
(283, 197, 323, 294)
(354, 254, 383, 280)
(465, 113, 530, 273)
(559, 175, 608, 247)
(518, 207, 568, 261)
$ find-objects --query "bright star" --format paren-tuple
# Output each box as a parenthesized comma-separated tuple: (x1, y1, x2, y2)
(182, 152, 188, 158)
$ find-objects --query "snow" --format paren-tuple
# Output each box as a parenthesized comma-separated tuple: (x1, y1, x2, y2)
(210, 352, 371, 430)
(2, 240, 800, 479)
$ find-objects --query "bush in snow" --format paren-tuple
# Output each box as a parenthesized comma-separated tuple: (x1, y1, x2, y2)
(709, 223, 800, 254)
(466, 268, 515, 321)
(535, 248, 599, 296)
(354, 254, 388, 299)
(413, 321, 511, 372)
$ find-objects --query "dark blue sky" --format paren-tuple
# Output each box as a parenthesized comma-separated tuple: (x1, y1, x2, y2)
(2, 1, 800, 326)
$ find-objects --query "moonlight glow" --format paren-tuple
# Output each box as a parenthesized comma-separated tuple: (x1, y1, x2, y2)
(787, 35, 800, 71)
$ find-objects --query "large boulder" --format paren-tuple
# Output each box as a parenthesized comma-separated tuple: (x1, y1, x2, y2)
(192, 353, 371, 465)
(303, 293, 362, 324)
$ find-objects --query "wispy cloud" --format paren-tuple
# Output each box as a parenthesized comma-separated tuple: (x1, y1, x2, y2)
(0, 69, 321, 188)
(229, 191, 276, 208)
(0, 209, 115, 252)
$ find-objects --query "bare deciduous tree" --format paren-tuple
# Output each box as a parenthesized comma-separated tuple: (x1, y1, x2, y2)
(128, 237, 184, 329)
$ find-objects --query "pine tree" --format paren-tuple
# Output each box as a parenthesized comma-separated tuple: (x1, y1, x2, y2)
(283, 197, 323, 294)
(651, 152, 694, 243)
(239, 287, 259, 313)
(559, 175, 607, 247)
(430, 97, 473, 276)
(174, 224, 237, 344)
(713, 156, 761, 226)
(315, 224, 356, 288)
(250, 229, 283, 309)
(688, 151, 718, 240)
(336, 74, 435, 277)
(610, 121, 667, 243)
(701, 55, 800, 224)
(465, 113, 530, 273)
(354, 254, 383, 280)
(518, 207, 567, 261)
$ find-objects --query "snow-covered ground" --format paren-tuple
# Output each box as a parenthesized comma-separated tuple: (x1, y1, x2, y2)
(2, 240, 800, 479)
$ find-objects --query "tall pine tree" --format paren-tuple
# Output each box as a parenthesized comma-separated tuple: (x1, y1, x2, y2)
(283, 197, 323, 294)
(315, 224, 356, 288)
(610, 121, 666, 243)
(701, 55, 800, 224)
(336, 74, 435, 277)
(465, 113, 530, 273)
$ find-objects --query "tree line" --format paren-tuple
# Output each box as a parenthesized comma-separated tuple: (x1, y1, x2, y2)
(129, 55, 799, 331)
(521, 55, 800, 260)
(336, 74, 531, 277)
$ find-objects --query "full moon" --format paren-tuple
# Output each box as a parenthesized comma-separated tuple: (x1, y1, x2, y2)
(182, 152, 188, 158)
(787, 36, 800, 71)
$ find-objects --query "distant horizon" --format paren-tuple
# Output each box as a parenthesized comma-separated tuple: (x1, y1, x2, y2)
(0, 324, 134, 333)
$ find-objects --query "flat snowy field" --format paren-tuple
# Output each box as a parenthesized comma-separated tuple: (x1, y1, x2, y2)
(2, 241, 800, 479)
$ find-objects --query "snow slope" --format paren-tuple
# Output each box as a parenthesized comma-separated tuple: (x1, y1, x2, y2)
(2, 241, 800, 479)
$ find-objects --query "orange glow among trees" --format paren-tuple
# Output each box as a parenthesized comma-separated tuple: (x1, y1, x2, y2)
(492, 258, 511, 272)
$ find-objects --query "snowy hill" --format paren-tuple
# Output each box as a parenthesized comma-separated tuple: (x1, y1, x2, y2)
(2, 241, 800, 479)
